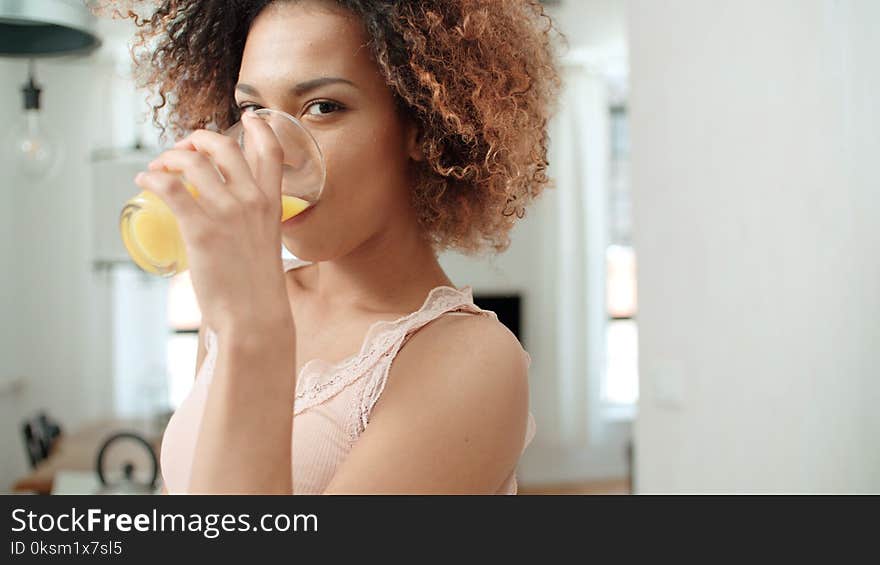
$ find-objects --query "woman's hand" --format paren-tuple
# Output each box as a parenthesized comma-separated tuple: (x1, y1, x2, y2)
(138, 115, 297, 493)
(134, 113, 293, 334)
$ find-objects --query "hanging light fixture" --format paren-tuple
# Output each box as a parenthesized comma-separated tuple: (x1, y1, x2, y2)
(6, 60, 61, 178)
(0, 0, 101, 178)
(0, 0, 101, 57)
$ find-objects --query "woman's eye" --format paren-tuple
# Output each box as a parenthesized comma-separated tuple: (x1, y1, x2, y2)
(237, 103, 261, 115)
(304, 100, 342, 117)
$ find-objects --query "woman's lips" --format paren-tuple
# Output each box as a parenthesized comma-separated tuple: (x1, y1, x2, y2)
(282, 202, 316, 226)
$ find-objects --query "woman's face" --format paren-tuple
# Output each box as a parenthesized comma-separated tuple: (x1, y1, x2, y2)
(236, 0, 422, 261)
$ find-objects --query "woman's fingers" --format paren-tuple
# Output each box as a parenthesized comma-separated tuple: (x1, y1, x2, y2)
(174, 129, 254, 194)
(148, 149, 238, 215)
(134, 170, 206, 226)
(241, 112, 284, 203)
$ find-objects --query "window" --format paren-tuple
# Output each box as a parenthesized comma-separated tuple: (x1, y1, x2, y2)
(603, 105, 639, 409)
(164, 246, 296, 409)
(605, 245, 638, 406)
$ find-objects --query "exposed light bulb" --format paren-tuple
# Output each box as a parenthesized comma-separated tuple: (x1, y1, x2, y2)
(9, 110, 58, 177)
(6, 63, 60, 179)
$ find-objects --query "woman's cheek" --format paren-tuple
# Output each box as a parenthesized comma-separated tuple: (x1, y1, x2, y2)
(307, 118, 411, 242)
(323, 131, 387, 205)
(304, 148, 378, 242)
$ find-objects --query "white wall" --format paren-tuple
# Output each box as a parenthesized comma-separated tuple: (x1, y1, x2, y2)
(548, 0, 627, 58)
(629, 0, 880, 492)
(0, 58, 27, 488)
(0, 17, 153, 491)
(0, 54, 113, 491)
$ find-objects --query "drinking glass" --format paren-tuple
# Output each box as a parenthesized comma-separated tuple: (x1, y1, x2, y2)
(119, 108, 325, 277)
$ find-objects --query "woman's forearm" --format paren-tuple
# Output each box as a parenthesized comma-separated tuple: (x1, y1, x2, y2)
(188, 318, 297, 494)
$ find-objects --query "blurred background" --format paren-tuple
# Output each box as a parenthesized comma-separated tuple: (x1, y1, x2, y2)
(0, 0, 877, 495)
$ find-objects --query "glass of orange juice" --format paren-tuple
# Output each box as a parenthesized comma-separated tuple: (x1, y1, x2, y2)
(119, 108, 325, 277)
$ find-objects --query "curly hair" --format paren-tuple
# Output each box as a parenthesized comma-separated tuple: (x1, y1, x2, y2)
(102, 0, 563, 254)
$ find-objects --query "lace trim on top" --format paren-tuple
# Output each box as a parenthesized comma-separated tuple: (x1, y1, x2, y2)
(294, 285, 486, 416)
(350, 294, 491, 440)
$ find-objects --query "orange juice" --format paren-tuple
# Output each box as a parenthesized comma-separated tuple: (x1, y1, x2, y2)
(120, 182, 311, 277)
(281, 194, 311, 220)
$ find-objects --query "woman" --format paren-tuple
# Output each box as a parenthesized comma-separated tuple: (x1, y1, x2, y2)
(122, 0, 561, 494)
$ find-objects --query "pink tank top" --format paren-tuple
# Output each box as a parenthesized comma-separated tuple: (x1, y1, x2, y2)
(160, 257, 537, 494)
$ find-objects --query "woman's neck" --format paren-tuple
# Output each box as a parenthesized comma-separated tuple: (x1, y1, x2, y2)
(300, 219, 454, 315)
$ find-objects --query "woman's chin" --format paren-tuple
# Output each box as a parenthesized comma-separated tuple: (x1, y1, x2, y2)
(281, 235, 332, 264)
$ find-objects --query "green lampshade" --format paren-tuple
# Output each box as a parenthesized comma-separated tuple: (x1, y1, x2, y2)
(0, 0, 100, 57)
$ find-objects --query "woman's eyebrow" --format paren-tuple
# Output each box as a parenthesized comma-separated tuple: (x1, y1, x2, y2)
(235, 77, 358, 97)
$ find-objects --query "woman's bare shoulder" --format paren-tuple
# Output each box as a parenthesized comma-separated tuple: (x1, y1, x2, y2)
(323, 310, 530, 493)
(328, 315, 528, 494)
(407, 311, 526, 366)
(388, 310, 530, 421)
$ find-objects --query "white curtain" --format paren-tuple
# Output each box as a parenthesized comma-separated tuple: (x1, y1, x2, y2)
(547, 59, 610, 448)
